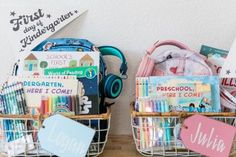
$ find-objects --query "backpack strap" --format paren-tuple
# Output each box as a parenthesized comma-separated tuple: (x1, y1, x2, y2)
(146, 40, 191, 55)
(146, 40, 212, 76)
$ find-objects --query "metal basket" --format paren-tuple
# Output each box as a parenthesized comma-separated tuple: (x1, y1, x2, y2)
(130, 102, 236, 157)
(0, 107, 111, 157)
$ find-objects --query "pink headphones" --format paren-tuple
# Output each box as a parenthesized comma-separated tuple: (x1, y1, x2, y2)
(136, 40, 212, 77)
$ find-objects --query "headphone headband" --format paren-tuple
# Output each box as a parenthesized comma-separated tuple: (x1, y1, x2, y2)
(98, 46, 128, 77)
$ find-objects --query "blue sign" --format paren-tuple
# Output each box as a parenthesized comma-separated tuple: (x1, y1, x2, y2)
(38, 114, 95, 157)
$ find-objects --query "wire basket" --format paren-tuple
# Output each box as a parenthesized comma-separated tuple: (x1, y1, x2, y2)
(0, 107, 111, 157)
(130, 102, 236, 157)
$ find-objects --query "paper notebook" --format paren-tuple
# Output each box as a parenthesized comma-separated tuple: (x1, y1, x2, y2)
(15, 51, 99, 76)
(136, 76, 221, 112)
(45, 66, 99, 114)
(8, 76, 78, 111)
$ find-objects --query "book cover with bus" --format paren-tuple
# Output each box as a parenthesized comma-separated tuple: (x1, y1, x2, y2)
(148, 76, 221, 112)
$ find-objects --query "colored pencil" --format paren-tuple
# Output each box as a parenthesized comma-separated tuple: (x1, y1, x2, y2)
(136, 78, 139, 98)
(48, 96, 52, 113)
(40, 96, 46, 114)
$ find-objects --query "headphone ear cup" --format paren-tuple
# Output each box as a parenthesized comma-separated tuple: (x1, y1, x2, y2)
(104, 74, 123, 99)
(136, 55, 155, 77)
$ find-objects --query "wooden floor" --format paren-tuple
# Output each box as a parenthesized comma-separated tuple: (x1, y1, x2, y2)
(101, 135, 236, 157)
(0, 135, 235, 157)
(100, 135, 142, 157)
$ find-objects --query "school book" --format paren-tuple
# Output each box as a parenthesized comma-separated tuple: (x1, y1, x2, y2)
(200, 45, 228, 75)
(136, 76, 221, 112)
(148, 76, 221, 112)
(44, 66, 99, 114)
(45, 67, 99, 114)
(7, 76, 78, 113)
(15, 51, 99, 76)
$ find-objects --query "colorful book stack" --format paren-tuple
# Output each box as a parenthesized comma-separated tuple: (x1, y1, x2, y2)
(15, 51, 100, 115)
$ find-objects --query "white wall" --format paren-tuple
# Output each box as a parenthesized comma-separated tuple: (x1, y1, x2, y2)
(1, 0, 236, 135)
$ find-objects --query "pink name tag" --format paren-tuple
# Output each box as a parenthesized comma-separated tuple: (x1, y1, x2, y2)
(180, 114, 236, 157)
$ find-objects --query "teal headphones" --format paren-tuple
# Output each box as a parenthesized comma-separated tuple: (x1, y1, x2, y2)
(99, 46, 128, 100)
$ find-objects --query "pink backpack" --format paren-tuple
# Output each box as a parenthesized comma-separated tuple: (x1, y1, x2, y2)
(136, 40, 212, 77)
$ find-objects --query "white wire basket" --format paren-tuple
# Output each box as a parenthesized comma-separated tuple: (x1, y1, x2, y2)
(0, 107, 111, 157)
(130, 102, 236, 157)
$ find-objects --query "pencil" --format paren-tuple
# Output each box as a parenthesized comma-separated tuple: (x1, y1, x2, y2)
(52, 96, 58, 113)
(67, 95, 72, 111)
(45, 96, 49, 114)
(48, 96, 52, 114)
(17, 82, 28, 114)
(40, 96, 46, 114)
(136, 78, 139, 98)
